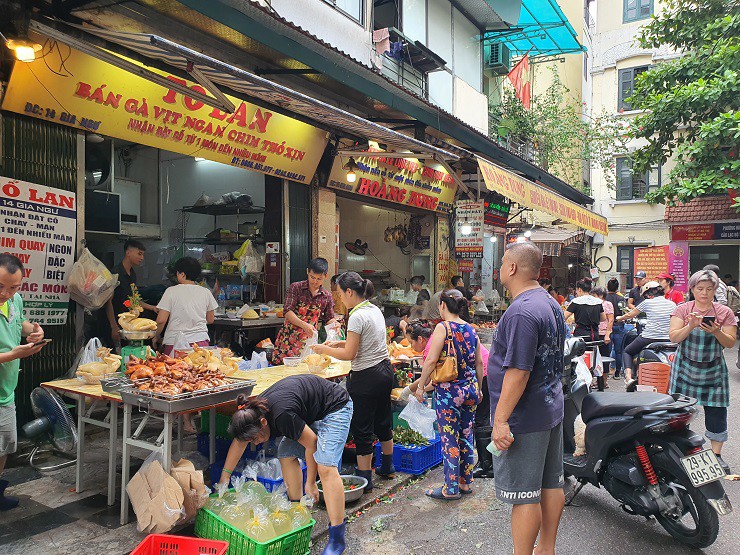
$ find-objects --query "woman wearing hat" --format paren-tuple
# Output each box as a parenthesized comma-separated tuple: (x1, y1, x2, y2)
(616, 281, 677, 386)
(657, 272, 685, 305)
(669, 269, 737, 473)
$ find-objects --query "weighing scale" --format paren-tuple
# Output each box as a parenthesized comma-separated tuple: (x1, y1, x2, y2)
(120, 329, 156, 364)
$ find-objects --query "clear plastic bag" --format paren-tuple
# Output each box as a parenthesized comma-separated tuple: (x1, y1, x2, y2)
(250, 351, 269, 369)
(399, 396, 437, 439)
(238, 241, 264, 277)
(173, 332, 191, 354)
(324, 322, 340, 344)
(300, 331, 319, 359)
(68, 248, 119, 310)
(288, 495, 313, 530)
(476, 300, 489, 314)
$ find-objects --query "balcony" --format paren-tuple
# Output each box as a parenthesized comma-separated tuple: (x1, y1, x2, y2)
(488, 112, 542, 166)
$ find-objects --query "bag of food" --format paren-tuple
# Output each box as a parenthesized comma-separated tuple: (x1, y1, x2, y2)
(238, 240, 264, 276)
(68, 248, 119, 310)
(399, 396, 436, 439)
(476, 300, 489, 314)
(126, 451, 185, 534)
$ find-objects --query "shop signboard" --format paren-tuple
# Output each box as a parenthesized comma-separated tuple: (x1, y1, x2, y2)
(435, 217, 450, 290)
(477, 157, 608, 235)
(671, 223, 740, 241)
(326, 152, 457, 213)
(668, 241, 690, 294)
(2, 46, 329, 184)
(457, 259, 474, 272)
(455, 200, 484, 259)
(634, 245, 670, 284)
(484, 192, 510, 228)
(0, 176, 76, 325)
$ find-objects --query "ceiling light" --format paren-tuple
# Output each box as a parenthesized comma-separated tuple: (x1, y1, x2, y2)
(343, 157, 359, 183)
(195, 157, 205, 161)
(5, 39, 43, 62)
(524, 230, 532, 238)
(489, 236, 497, 243)
(568, 263, 574, 269)
(460, 220, 473, 235)
(87, 133, 105, 144)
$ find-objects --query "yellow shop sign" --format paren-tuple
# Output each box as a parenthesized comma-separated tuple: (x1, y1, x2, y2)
(2, 45, 329, 183)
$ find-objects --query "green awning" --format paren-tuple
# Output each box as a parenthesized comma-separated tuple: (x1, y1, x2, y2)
(484, 0, 585, 58)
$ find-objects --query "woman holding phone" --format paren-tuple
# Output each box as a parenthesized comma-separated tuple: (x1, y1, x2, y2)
(669, 269, 737, 473)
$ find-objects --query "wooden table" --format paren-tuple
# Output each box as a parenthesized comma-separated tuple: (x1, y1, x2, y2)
(42, 360, 351, 524)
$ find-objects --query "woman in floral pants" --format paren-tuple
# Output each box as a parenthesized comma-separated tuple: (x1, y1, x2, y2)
(415, 289, 484, 499)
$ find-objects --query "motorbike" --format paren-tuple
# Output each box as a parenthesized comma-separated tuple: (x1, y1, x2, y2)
(624, 318, 678, 366)
(562, 337, 732, 548)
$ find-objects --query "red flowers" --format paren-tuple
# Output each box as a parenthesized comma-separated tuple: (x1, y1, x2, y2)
(123, 300, 131, 308)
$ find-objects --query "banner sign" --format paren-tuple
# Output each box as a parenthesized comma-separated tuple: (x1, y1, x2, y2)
(672, 223, 740, 241)
(634, 245, 670, 287)
(457, 259, 474, 272)
(484, 192, 510, 227)
(0, 177, 76, 325)
(2, 46, 329, 183)
(435, 217, 450, 290)
(455, 200, 485, 258)
(477, 157, 608, 235)
(668, 241, 689, 294)
(327, 150, 457, 213)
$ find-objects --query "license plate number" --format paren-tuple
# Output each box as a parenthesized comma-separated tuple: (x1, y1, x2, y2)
(681, 450, 725, 487)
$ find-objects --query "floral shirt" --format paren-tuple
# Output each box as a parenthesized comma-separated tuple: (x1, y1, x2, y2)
(284, 280, 334, 323)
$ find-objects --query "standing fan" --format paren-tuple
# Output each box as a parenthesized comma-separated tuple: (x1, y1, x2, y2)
(21, 387, 78, 471)
(345, 239, 368, 256)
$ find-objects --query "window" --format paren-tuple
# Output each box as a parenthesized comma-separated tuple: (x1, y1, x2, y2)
(402, 0, 427, 43)
(617, 246, 635, 287)
(428, 0, 452, 63)
(324, 0, 363, 23)
(616, 157, 660, 200)
(583, 51, 588, 81)
(453, 8, 482, 91)
(618, 65, 649, 111)
(623, 0, 653, 23)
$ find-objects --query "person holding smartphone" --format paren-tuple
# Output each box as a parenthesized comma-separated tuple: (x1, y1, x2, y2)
(0, 254, 47, 511)
(669, 269, 737, 474)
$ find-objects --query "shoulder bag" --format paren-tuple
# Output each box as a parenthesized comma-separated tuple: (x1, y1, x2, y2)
(431, 321, 458, 384)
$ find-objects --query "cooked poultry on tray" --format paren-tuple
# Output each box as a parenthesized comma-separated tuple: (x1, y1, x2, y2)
(125, 353, 230, 395)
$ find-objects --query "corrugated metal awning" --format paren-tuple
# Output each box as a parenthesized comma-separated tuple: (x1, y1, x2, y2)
(528, 228, 585, 257)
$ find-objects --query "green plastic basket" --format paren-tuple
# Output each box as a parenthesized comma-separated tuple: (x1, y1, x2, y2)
(195, 503, 315, 555)
(200, 413, 233, 438)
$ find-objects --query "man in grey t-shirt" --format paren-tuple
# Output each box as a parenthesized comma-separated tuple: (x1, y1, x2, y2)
(422, 291, 443, 321)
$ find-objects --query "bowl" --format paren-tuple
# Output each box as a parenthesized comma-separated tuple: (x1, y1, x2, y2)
(307, 364, 328, 374)
(317, 474, 367, 504)
(283, 357, 301, 367)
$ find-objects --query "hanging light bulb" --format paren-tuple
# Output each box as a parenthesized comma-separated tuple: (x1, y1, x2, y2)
(5, 39, 42, 62)
(524, 230, 532, 238)
(489, 235, 497, 243)
(568, 263, 574, 269)
(460, 219, 472, 235)
(343, 157, 359, 183)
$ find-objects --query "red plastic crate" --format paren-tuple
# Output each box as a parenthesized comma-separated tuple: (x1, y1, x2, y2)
(130, 534, 229, 555)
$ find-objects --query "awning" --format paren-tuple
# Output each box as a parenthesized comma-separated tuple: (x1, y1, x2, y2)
(477, 156, 608, 235)
(527, 229, 586, 257)
(29, 21, 458, 162)
(484, 0, 585, 57)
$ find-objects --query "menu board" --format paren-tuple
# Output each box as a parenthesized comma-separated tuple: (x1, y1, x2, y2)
(455, 200, 485, 258)
(634, 245, 669, 284)
(0, 176, 77, 325)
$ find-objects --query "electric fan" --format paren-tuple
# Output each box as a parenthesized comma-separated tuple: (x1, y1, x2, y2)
(21, 387, 78, 471)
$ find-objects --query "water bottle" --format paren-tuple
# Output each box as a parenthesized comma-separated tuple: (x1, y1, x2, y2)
(218, 288, 226, 314)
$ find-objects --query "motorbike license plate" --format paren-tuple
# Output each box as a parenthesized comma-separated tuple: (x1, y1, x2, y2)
(681, 450, 725, 487)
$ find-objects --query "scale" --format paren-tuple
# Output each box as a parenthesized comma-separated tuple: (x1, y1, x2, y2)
(119, 329, 156, 364)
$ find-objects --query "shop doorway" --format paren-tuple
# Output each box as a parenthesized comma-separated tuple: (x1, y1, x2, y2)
(690, 245, 740, 283)
(287, 181, 312, 284)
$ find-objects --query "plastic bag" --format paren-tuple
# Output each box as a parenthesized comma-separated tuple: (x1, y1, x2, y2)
(173, 332, 191, 354)
(300, 331, 319, 360)
(324, 322, 340, 344)
(126, 450, 185, 534)
(399, 396, 436, 439)
(574, 356, 592, 390)
(250, 351, 269, 369)
(476, 300, 489, 314)
(238, 240, 264, 276)
(68, 248, 119, 310)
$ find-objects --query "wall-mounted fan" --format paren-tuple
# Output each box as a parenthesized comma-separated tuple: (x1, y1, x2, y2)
(345, 239, 368, 256)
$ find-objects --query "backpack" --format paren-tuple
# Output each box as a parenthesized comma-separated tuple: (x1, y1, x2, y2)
(726, 286, 740, 314)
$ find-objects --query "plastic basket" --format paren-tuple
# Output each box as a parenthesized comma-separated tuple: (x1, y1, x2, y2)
(131, 534, 229, 555)
(375, 435, 442, 475)
(200, 413, 233, 438)
(195, 502, 314, 555)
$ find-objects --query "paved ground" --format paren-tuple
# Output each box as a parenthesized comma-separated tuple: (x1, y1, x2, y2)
(327, 346, 740, 555)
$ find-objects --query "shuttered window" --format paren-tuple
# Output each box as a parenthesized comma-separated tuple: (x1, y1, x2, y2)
(624, 0, 653, 23)
(616, 157, 661, 200)
(618, 66, 649, 111)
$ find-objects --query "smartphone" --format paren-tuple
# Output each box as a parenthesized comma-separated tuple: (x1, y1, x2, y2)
(702, 316, 716, 326)
(33, 338, 52, 346)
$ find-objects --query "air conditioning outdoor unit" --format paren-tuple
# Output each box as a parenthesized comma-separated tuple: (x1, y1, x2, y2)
(484, 42, 511, 75)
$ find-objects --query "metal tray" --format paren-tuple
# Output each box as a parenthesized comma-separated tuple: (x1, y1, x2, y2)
(100, 373, 133, 393)
(119, 377, 256, 413)
(120, 329, 156, 341)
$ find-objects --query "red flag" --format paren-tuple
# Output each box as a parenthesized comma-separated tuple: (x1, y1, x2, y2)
(507, 53, 531, 110)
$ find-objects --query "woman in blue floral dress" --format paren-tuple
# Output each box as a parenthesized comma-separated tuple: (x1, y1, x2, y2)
(415, 289, 484, 499)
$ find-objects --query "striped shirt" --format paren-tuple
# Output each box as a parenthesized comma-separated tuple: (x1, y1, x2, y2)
(636, 297, 677, 340)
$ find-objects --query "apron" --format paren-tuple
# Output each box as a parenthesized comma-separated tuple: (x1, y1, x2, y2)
(670, 304, 729, 407)
(271, 297, 323, 365)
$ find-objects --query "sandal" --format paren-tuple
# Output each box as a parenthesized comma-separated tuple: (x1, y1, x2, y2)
(425, 486, 461, 500)
(460, 487, 473, 495)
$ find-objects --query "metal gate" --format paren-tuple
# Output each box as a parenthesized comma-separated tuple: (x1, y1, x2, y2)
(0, 112, 79, 426)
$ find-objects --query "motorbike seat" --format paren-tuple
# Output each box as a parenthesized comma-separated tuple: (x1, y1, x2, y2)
(581, 392, 674, 422)
(645, 342, 678, 351)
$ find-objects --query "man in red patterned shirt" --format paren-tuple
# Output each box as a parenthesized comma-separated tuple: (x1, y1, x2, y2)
(272, 258, 337, 364)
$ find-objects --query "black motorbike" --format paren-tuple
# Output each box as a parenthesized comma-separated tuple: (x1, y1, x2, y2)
(562, 337, 731, 548)
(624, 318, 678, 367)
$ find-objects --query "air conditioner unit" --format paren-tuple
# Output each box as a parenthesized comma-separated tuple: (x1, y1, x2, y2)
(484, 42, 511, 75)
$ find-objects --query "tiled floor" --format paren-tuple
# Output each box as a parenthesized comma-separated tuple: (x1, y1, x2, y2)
(0, 418, 203, 555)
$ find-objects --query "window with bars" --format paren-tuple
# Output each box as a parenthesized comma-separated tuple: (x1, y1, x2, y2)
(618, 65, 649, 111)
(616, 157, 660, 200)
(624, 0, 652, 23)
(617, 246, 635, 287)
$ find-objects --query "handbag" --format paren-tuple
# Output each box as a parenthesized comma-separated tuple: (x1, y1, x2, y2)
(431, 321, 458, 384)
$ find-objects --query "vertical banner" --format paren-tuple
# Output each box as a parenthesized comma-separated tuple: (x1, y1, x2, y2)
(669, 241, 690, 294)
(435, 217, 450, 290)
(0, 177, 77, 325)
(455, 200, 484, 258)
(634, 245, 670, 284)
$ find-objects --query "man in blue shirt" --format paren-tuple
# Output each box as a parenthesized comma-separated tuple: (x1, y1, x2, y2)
(489, 242, 566, 555)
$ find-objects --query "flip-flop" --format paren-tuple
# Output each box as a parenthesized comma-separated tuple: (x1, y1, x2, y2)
(425, 486, 461, 500)
(460, 488, 473, 495)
